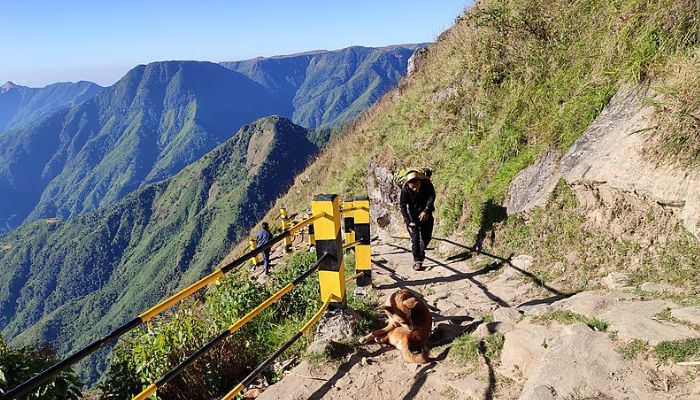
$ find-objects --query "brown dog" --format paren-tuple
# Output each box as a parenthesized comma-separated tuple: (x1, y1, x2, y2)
(360, 289, 432, 364)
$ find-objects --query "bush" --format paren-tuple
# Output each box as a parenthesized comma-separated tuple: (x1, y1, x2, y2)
(101, 251, 324, 399)
(0, 336, 82, 399)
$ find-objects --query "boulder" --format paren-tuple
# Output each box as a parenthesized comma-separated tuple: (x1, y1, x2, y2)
(309, 308, 358, 352)
(499, 323, 556, 381)
(520, 323, 666, 400)
(600, 272, 630, 289)
(671, 306, 700, 326)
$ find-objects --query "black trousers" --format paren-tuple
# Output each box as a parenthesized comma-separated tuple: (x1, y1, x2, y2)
(408, 217, 433, 262)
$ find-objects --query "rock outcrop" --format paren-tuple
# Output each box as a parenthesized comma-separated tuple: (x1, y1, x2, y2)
(505, 84, 700, 240)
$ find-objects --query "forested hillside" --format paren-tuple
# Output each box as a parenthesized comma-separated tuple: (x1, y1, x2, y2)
(222, 45, 424, 129)
(0, 116, 316, 381)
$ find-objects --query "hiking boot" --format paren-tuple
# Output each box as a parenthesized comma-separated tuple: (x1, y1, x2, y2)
(412, 262, 423, 271)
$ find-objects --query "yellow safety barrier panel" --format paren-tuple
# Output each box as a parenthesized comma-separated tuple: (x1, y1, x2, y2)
(280, 208, 293, 253)
(311, 194, 345, 308)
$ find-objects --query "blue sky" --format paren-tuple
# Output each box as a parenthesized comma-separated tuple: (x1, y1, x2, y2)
(1, 1, 469, 87)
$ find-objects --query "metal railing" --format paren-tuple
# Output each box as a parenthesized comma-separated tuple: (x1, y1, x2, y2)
(4, 194, 370, 400)
(132, 253, 332, 400)
(2, 212, 327, 400)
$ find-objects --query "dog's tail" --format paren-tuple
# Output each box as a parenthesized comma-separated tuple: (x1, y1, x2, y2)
(401, 345, 431, 364)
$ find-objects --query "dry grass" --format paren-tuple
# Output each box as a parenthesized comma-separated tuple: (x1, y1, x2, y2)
(647, 49, 700, 166)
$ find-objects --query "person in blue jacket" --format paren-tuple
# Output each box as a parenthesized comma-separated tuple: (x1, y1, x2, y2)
(399, 170, 436, 271)
(256, 222, 273, 274)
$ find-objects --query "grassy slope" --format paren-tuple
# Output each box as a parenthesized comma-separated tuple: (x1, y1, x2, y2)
(252, 0, 699, 288)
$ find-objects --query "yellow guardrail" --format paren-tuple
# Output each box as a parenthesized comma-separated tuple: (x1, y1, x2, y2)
(221, 295, 334, 400)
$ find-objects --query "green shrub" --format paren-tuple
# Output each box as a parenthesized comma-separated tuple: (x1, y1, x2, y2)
(0, 336, 82, 399)
(101, 251, 324, 399)
(654, 338, 700, 363)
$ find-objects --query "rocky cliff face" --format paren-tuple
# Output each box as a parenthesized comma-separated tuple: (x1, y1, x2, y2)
(504, 84, 700, 241)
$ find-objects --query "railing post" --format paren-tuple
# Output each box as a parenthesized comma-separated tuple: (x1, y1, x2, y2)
(343, 199, 355, 252)
(353, 195, 371, 287)
(280, 208, 293, 253)
(306, 209, 316, 249)
(311, 194, 346, 308)
(248, 238, 259, 268)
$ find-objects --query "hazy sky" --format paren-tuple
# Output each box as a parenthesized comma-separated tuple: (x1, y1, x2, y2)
(1, 1, 469, 87)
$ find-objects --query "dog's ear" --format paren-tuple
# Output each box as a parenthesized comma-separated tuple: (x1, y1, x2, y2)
(402, 297, 418, 309)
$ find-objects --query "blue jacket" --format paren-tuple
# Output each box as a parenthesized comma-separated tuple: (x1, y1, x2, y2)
(256, 228, 272, 246)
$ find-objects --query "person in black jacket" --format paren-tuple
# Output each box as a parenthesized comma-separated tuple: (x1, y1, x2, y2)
(399, 171, 436, 271)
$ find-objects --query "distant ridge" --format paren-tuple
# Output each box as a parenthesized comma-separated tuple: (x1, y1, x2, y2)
(222, 44, 427, 129)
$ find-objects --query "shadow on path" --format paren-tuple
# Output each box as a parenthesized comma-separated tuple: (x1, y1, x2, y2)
(400, 346, 451, 400)
(429, 237, 577, 298)
(381, 243, 511, 307)
(307, 347, 392, 400)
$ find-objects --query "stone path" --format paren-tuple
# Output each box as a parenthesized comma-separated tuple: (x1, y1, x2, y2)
(255, 237, 700, 400)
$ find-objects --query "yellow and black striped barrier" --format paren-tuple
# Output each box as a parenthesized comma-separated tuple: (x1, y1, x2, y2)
(311, 194, 346, 309)
(221, 294, 334, 400)
(2, 213, 322, 400)
(131, 252, 332, 400)
(342, 199, 355, 247)
(280, 208, 293, 253)
(352, 195, 371, 287)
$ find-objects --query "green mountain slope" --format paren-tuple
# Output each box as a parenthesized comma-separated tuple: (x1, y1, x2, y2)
(0, 116, 317, 381)
(0, 80, 103, 133)
(0, 61, 281, 231)
(264, 0, 699, 224)
(222, 45, 425, 129)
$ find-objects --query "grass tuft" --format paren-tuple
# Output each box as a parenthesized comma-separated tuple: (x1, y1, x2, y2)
(537, 310, 608, 331)
(654, 338, 700, 363)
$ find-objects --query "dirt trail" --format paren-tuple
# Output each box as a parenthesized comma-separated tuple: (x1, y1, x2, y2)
(255, 236, 700, 399)
(257, 237, 557, 399)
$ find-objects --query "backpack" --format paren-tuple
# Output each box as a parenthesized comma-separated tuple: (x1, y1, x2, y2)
(395, 167, 433, 186)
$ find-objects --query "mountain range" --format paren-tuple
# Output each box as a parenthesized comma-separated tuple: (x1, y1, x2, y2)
(0, 45, 423, 233)
(222, 44, 425, 129)
(0, 80, 103, 133)
(0, 115, 316, 381)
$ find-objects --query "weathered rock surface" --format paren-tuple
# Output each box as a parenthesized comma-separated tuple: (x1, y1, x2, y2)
(671, 306, 700, 326)
(563, 85, 700, 240)
(505, 84, 700, 240)
(553, 293, 700, 344)
(504, 149, 561, 215)
(499, 323, 556, 381)
(519, 323, 667, 400)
